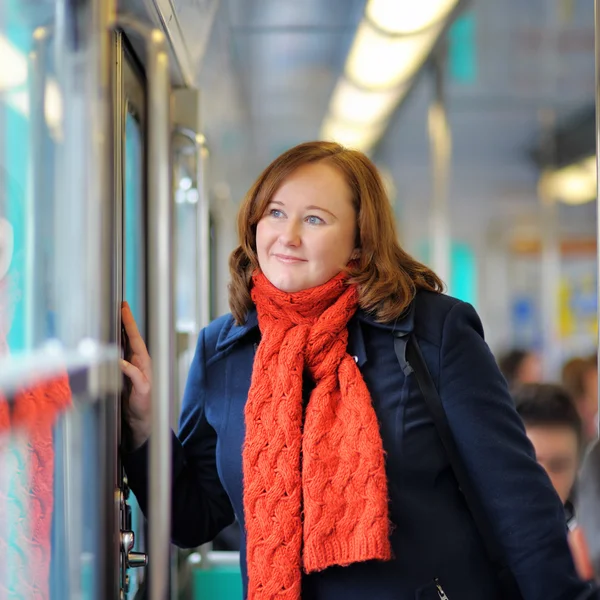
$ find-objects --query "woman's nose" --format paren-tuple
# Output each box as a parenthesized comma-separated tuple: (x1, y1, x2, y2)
(279, 220, 301, 246)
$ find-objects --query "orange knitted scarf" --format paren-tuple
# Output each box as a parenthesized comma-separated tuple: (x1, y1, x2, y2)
(243, 272, 391, 599)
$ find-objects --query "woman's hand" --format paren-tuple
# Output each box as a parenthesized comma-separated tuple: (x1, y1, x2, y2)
(120, 301, 153, 450)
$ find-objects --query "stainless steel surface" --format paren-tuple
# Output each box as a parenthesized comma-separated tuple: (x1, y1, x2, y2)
(147, 0, 220, 87)
(0, 342, 119, 395)
(121, 530, 135, 553)
(428, 49, 451, 287)
(189, 551, 241, 566)
(198, 137, 211, 329)
(146, 24, 174, 600)
(595, 0, 600, 430)
(94, 3, 119, 600)
(128, 552, 150, 568)
(173, 123, 211, 331)
(113, 38, 127, 600)
(114, 17, 173, 599)
(27, 27, 50, 349)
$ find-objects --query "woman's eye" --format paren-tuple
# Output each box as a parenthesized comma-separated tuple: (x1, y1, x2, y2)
(269, 209, 284, 218)
(306, 215, 325, 225)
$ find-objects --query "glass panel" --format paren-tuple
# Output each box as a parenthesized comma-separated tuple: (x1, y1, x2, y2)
(0, 0, 59, 355)
(124, 107, 145, 600)
(0, 380, 101, 600)
(124, 109, 145, 332)
(0, 1, 111, 597)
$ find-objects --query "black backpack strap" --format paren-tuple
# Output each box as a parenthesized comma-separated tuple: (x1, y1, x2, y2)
(393, 331, 523, 600)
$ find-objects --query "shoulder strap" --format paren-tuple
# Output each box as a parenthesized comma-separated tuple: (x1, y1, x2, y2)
(393, 331, 523, 600)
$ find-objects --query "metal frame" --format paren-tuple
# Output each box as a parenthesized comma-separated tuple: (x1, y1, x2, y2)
(0, 344, 120, 397)
(173, 125, 211, 332)
(428, 44, 452, 288)
(27, 26, 51, 349)
(117, 15, 174, 600)
(595, 0, 600, 433)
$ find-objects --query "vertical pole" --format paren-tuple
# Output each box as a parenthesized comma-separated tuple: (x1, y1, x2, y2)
(146, 30, 173, 600)
(428, 46, 452, 288)
(198, 138, 211, 330)
(594, 0, 600, 432)
(26, 28, 49, 349)
(90, 0, 118, 598)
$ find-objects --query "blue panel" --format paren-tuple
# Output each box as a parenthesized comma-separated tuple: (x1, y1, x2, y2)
(448, 12, 477, 84)
(415, 240, 478, 307)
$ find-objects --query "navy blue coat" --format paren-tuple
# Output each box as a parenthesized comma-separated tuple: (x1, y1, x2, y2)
(123, 291, 599, 600)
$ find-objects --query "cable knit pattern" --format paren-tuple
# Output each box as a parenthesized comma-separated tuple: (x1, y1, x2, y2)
(243, 272, 391, 600)
(0, 368, 71, 600)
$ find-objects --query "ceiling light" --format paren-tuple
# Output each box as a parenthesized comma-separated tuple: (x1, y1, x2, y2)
(346, 21, 441, 90)
(539, 158, 597, 205)
(0, 35, 28, 90)
(366, 0, 459, 35)
(330, 78, 408, 125)
(44, 79, 63, 133)
(320, 117, 385, 153)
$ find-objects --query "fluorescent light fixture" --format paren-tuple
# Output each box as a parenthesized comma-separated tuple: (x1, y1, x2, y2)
(539, 156, 597, 205)
(320, 0, 464, 153)
(0, 35, 28, 90)
(366, 0, 459, 35)
(330, 78, 408, 125)
(321, 116, 385, 153)
(346, 21, 441, 90)
(44, 79, 63, 132)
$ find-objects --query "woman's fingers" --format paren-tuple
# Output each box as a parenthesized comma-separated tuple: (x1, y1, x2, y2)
(120, 359, 151, 397)
(121, 302, 152, 371)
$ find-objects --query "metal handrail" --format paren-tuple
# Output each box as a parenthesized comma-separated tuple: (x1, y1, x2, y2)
(173, 126, 210, 332)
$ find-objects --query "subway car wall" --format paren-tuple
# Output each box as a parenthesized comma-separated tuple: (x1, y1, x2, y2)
(1, 0, 600, 598)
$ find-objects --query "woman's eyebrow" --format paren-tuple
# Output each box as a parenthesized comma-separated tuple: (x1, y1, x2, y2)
(305, 204, 336, 218)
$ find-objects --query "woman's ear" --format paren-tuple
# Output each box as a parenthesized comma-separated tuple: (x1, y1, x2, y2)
(350, 248, 361, 260)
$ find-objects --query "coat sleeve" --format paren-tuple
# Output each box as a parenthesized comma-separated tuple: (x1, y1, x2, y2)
(122, 327, 235, 548)
(439, 301, 598, 600)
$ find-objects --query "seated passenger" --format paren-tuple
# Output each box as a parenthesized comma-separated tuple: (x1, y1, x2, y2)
(514, 383, 583, 525)
(497, 348, 542, 390)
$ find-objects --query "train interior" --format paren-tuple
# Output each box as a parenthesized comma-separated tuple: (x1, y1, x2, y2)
(0, 0, 599, 598)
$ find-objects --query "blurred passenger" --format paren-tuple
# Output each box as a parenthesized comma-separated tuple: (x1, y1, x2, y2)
(562, 355, 598, 442)
(498, 348, 542, 389)
(121, 141, 599, 599)
(570, 440, 600, 582)
(513, 384, 583, 518)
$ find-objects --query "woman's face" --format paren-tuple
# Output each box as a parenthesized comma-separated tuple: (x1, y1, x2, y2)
(255, 161, 358, 293)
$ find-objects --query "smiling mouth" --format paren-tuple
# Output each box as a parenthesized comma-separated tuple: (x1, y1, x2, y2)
(273, 254, 307, 263)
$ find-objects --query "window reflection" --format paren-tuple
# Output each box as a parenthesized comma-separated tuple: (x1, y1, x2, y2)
(0, 374, 72, 597)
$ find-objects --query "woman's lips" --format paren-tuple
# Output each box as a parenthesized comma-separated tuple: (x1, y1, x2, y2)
(273, 254, 307, 264)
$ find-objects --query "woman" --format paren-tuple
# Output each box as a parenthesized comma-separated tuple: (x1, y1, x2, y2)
(121, 141, 597, 600)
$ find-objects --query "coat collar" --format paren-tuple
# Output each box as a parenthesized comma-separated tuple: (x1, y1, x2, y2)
(215, 299, 416, 367)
